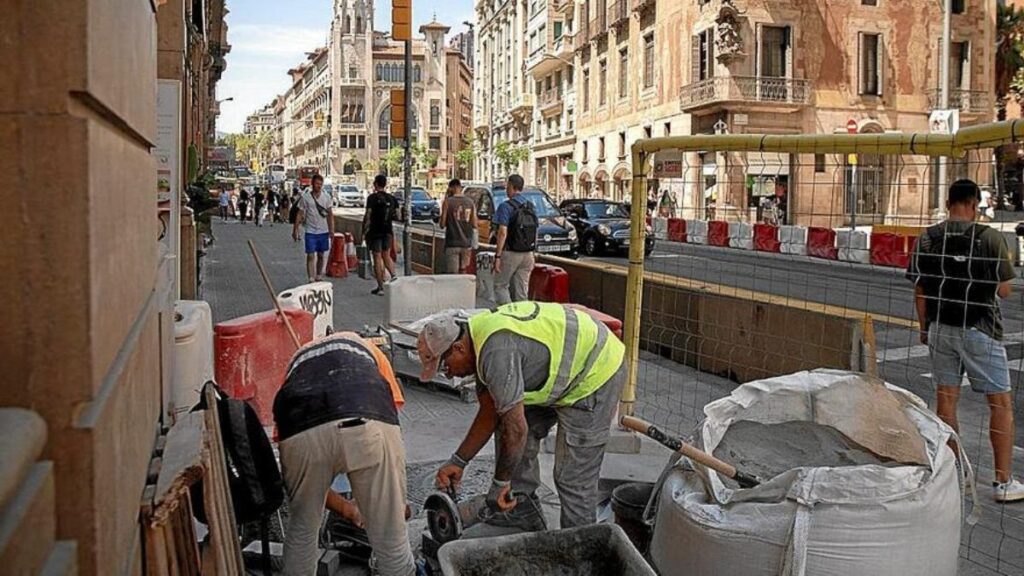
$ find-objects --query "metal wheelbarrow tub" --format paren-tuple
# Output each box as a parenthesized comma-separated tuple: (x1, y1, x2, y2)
(437, 523, 656, 576)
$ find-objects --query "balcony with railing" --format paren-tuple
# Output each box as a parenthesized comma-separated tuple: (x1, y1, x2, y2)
(609, 1, 629, 26)
(510, 93, 536, 119)
(553, 0, 574, 13)
(925, 89, 992, 117)
(575, 25, 591, 51)
(540, 89, 565, 116)
(554, 32, 575, 60)
(679, 75, 812, 114)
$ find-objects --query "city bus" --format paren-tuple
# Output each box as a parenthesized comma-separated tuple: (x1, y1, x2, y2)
(264, 163, 286, 184)
(298, 165, 320, 188)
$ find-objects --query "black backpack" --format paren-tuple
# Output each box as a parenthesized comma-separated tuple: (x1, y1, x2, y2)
(915, 223, 997, 328)
(191, 384, 284, 525)
(506, 197, 539, 252)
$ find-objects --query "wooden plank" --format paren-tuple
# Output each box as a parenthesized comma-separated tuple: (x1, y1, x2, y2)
(152, 412, 204, 518)
(200, 384, 244, 575)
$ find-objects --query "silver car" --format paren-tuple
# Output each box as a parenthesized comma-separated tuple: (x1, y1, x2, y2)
(335, 184, 364, 207)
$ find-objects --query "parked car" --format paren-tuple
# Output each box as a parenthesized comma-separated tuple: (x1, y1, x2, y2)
(395, 187, 440, 222)
(464, 182, 579, 258)
(560, 199, 655, 257)
(334, 184, 364, 207)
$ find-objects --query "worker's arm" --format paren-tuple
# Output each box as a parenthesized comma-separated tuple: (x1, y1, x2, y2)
(435, 389, 500, 491)
(488, 401, 527, 512)
(439, 198, 448, 229)
(914, 285, 929, 344)
(998, 280, 1013, 299)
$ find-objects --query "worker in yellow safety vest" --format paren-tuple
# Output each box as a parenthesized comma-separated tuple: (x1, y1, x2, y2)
(416, 302, 626, 529)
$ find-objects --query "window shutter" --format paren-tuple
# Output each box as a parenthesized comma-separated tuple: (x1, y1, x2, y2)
(691, 35, 701, 82)
(857, 32, 863, 95)
(877, 34, 884, 97)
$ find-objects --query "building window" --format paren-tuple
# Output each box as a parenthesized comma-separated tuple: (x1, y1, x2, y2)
(950, 41, 969, 90)
(693, 28, 715, 82)
(598, 137, 606, 161)
(618, 131, 626, 158)
(814, 154, 826, 173)
(356, 16, 363, 34)
(430, 136, 441, 150)
(376, 64, 383, 81)
(861, 0, 877, 5)
(618, 49, 629, 99)
(664, 122, 671, 136)
(349, 65, 358, 79)
(583, 141, 589, 162)
(859, 32, 882, 96)
(344, 15, 352, 33)
(759, 26, 790, 78)
(644, 125, 652, 139)
(430, 100, 441, 130)
(554, 20, 564, 39)
(599, 60, 608, 106)
(643, 34, 655, 89)
(583, 68, 591, 111)
(414, 65, 422, 83)
(952, 0, 964, 14)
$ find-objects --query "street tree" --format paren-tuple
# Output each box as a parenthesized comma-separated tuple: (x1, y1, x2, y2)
(995, 2, 1024, 207)
(455, 132, 481, 175)
(382, 146, 405, 177)
(494, 139, 530, 176)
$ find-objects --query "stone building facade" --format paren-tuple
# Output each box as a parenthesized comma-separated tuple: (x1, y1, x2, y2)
(282, 47, 332, 171)
(446, 48, 475, 179)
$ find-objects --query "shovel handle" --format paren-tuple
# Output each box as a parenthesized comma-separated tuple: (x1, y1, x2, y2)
(621, 415, 759, 488)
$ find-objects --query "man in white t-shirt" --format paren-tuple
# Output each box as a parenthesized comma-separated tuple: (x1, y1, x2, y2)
(292, 174, 335, 282)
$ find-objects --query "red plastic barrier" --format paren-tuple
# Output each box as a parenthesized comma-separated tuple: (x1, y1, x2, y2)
(667, 218, 687, 243)
(708, 221, 729, 247)
(565, 303, 624, 340)
(806, 227, 838, 260)
(344, 233, 358, 271)
(753, 224, 781, 253)
(327, 234, 348, 278)
(465, 249, 477, 275)
(214, 309, 315, 425)
(528, 264, 570, 303)
(870, 233, 913, 268)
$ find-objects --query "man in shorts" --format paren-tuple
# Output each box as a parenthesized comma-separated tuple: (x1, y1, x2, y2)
(439, 178, 477, 273)
(907, 178, 1024, 502)
(363, 174, 398, 295)
(292, 174, 335, 283)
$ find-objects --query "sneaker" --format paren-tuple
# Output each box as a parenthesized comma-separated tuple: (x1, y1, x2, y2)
(371, 287, 383, 296)
(993, 478, 1024, 503)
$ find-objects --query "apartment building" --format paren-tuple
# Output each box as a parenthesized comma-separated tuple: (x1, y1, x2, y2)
(281, 47, 332, 171)
(527, 0, 578, 199)
(244, 103, 276, 136)
(328, 0, 450, 181)
(474, 0, 532, 181)
(447, 48, 475, 179)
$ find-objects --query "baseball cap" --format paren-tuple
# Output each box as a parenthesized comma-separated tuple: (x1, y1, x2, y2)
(416, 314, 463, 382)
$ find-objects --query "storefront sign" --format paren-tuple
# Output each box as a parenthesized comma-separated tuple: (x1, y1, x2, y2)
(653, 151, 683, 179)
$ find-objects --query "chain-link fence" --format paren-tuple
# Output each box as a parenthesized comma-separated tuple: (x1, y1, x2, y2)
(620, 122, 1024, 575)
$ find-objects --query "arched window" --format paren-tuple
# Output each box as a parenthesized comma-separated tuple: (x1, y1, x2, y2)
(356, 16, 363, 34)
(376, 64, 382, 81)
(344, 15, 351, 34)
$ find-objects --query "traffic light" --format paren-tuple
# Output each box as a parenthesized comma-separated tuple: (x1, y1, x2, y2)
(393, 0, 412, 41)
(391, 89, 406, 139)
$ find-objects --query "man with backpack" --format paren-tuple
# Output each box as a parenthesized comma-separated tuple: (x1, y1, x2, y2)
(274, 332, 416, 575)
(493, 174, 538, 304)
(907, 179, 1024, 503)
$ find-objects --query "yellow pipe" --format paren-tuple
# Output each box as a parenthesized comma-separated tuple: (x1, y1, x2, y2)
(619, 147, 649, 417)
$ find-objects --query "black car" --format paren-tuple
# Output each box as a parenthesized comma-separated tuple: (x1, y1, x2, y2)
(395, 187, 440, 222)
(560, 199, 655, 257)
(465, 182, 579, 258)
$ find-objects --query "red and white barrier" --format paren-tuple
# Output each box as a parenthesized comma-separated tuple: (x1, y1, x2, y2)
(687, 220, 708, 244)
(652, 217, 669, 240)
(728, 222, 754, 250)
(870, 233, 916, 268)
(529, 264, 570, 303)
(327, 233, 348, 278)
(779, 226, 808, 255)
(708, 221, 730, 247)
(837, 229, 871, 264)
(667, 218, 687, 243)
(214, 308, 315, 425)
(807, 227, 839, 260)
(344, 233, 358, 271)
(565, 303, 624, 340)
(753, 224, 782, 253)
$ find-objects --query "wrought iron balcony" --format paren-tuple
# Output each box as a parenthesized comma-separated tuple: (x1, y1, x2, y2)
(925, 89, 992, 116)
(679, 76, 812, 113)
(540, 90, 564, 115)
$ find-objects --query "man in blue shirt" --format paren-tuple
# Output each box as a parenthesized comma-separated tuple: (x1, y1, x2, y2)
(493, 174, 536, 303)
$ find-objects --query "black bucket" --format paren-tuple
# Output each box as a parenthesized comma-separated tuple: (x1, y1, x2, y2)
(611, 482, 655, 555)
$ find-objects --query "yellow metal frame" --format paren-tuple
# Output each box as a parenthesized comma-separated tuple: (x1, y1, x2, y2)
(619, 120, 1024, 416)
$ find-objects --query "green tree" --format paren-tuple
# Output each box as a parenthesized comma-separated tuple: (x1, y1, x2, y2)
(411, 142, 439, 170)
(997, 2, 1024, 121)
(382, 146, 405, 176)
(455, 132, 481, 173)
(494, 139, 530, 176)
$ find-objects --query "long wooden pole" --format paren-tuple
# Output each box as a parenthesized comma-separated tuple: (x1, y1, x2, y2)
(247, 239, 302, 350)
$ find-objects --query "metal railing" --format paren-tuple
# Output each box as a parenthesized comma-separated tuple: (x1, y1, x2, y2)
(680, 76, 812, 110)
(925, 88, 992, 115)
(540, 89, 564, 108)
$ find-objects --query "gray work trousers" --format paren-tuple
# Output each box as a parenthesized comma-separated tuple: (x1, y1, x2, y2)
(494, 250, 535, 304)
(510, 365, 626, 528)
(279, 420, 414, 576)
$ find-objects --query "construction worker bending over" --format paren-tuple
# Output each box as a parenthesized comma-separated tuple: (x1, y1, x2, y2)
(274, 333, 415, 576)
(417, 302, 626, 528)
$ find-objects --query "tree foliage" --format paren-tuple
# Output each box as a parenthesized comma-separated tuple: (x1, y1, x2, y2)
(455, 132, 481, 170)
(997, 2, 1024, 119)
(494, 139, 530, 176)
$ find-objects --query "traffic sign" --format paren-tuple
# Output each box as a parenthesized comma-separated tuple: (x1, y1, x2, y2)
(847, 119, 858, 165)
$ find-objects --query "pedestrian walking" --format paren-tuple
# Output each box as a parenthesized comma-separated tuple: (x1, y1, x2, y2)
(274, 332, 415, 576)
(288, 186, 302, 224)
(417, 302, 626, 529)
(253, 187, 265, 228)
(492, 174, 538, 304)
(907, 178, 1024, 503)
(439, 179, 477, 274)
(363, 175, 399, 295)
(266, 187, 278, 226)
(218, 188, 230, 221)
(292, 174, 335, 283)
(238, 187, 250, 223)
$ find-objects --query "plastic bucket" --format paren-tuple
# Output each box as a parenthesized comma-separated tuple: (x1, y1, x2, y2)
(611, 482, 655, 555)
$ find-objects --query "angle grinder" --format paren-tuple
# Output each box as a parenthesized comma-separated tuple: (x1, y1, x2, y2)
(423, 487, 488, 545)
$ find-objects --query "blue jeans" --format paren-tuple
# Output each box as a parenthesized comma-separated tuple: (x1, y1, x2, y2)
(929, 323, 1012, 394)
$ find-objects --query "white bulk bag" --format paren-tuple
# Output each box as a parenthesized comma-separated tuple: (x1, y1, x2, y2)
(649, 370, 972, 576)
